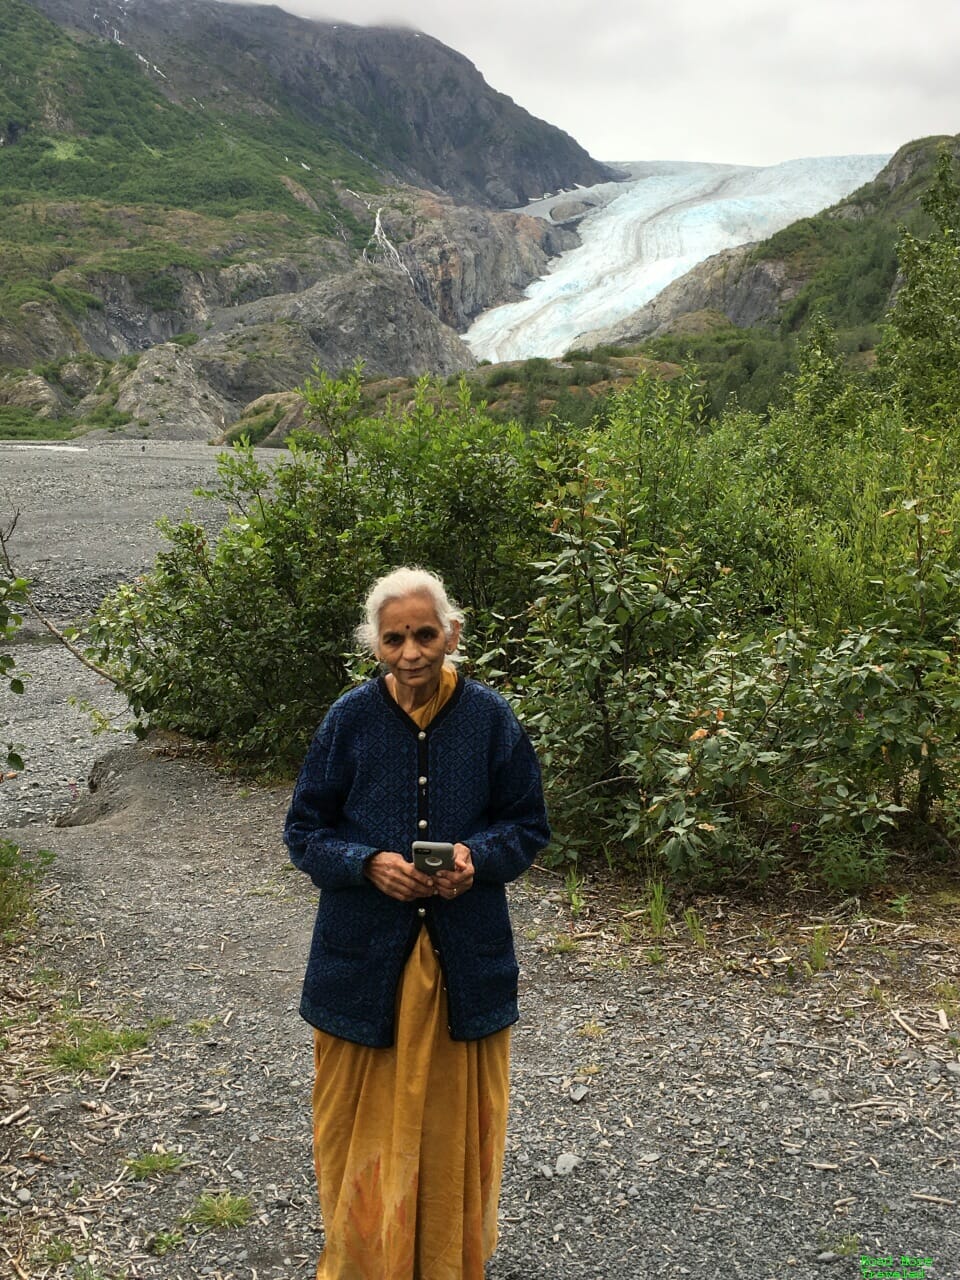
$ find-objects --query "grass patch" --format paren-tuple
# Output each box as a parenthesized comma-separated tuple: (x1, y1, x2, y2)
(125, 1150, 184, 1179)
(0, 839, 53, 939)
(547, 933, 581, 955)
(183, 1190, 253, 1230)
(43, 1238, 75, 1264)
(683, 906, 707, 948)
(645, 878, 669, 938)
(577, 1019, 606, 1039)
(935, 980, 959, 1020)
(807, 923, 832, 973)
(0, 407, 75, 440)
(147, 1229, 185, 1256)
(186, 1017, 217, 1035)
(49, 1015, 150, 1075)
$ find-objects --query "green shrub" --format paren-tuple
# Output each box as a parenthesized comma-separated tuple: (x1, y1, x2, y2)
(1, 563, 29, 770)
(86, 381, 548, 765)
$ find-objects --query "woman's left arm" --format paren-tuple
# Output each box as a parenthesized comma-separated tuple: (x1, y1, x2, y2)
(466, 732, 550, 884)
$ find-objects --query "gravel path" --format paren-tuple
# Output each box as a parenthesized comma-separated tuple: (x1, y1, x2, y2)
(2, 443, 959, 1280)
(1, 439, 240, 827)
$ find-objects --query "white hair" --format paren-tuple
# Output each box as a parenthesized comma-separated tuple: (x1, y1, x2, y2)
(356, 567, 465, 659)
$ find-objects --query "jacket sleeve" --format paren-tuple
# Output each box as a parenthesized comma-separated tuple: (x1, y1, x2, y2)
(467, 728, 550, 884)
(283, 718, 378, 890)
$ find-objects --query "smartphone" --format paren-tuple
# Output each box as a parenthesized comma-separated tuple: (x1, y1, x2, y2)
(412, 840, 455, 874)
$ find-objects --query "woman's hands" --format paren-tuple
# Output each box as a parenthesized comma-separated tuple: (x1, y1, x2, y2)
(364, 851, 435, 901)
(364, 843, 474, 903)
(434, 843, 474, 900)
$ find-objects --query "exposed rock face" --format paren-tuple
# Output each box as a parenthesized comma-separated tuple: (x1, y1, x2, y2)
(0, 374, 69, 419)
(579, 245, 801, 346)
(68, 258, 341, 360)
(388, 194, 577, 330)
(110, 345, 232, 441)
(548, 198, 600, 225)
(75, 265, 474, 439)
(30, 0, 615, 208)
(199, 266, 472, 388)
(0, 302, 81, 367)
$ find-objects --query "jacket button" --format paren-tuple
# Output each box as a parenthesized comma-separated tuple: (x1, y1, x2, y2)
(417, 907, 426, 918)
(418, 731, 427, 741)
(418, 819, 428, 830)
(418, 775, 427, 785)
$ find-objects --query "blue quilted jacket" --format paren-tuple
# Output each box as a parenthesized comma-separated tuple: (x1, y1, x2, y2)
(284, 674, 550, 1047)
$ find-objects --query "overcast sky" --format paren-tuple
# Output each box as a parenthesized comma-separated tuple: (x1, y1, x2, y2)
(258, 0, 959, 166)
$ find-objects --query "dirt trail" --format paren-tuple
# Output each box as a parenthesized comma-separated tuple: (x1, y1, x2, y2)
(2, 737, 959, 1279)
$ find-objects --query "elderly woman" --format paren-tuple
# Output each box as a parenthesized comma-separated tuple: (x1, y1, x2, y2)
(284, 566, 549, 1280)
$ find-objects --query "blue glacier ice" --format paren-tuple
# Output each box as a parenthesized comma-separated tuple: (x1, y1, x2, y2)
(464, 155, 891, 362)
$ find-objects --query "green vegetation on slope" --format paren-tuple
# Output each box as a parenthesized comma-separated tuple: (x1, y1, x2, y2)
(0, 0, 375, 225)
(0, 0, 378, 351)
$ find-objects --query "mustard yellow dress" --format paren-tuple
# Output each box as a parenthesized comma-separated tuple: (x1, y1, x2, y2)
(312, 665, 512, 1279)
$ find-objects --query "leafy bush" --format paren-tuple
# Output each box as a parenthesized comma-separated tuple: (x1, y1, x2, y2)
(87, 382, 549, 765)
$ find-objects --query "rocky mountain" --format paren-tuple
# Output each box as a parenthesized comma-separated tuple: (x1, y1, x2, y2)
(0, 0, 611, 438)
(579, 136, 960, 349)
(0, 187, 577, 438)
(26, 0, 614, 209)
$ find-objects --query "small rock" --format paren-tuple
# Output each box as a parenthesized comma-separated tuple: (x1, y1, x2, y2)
(945, 1062, 960, 1076)
(15, 1188, 31, 1204)
(809, 1087, 832, 1104)
(555, 1152, 582, 1176)
(816, 1252, 839, 1263)
(569, 1083, 589, 1102)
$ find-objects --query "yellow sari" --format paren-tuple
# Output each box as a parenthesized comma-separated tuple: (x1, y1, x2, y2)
(312, 665, 512, 1279)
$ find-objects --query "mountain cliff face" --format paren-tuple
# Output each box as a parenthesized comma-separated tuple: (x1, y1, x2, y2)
(27, 0, 615, 208)
(0, 0, 616, 436)
(0, 184, 576, 432)
(579, 243, 791, 347)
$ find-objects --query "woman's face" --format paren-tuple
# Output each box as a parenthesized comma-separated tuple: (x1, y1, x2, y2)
(375, 592, 460, 701)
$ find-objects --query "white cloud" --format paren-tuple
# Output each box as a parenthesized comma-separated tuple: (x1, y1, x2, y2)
(231, 0, 960, 164)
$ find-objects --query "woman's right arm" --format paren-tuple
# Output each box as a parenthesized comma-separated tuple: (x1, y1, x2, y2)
(283, 727, 378, 890)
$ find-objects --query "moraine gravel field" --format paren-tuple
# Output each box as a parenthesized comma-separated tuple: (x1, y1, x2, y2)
(1, 441, 959, 1280)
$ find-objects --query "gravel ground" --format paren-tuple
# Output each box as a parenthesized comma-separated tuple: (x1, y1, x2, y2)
(2, 442, 959, 1280)
(0, 439, 247, 827)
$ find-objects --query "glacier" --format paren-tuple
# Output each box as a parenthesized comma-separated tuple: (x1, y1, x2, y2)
(464, 155, 891, 363)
